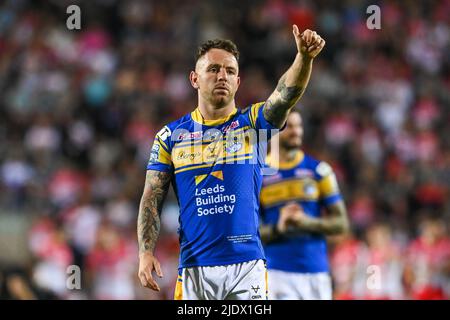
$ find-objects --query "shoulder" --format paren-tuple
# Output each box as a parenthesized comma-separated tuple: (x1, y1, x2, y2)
(240, 102, 266, 128)
(155, 113, 192, 142)
(303, 154, 334, 179)
(241, 101, 265, 119)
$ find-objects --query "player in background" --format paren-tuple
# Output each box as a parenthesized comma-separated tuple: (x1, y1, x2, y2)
(137, 26, 326, 299)
(260, 110, 349, 300)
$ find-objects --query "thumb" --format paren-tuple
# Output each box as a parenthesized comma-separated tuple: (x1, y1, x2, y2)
(154, 260, 163, 278)
(292, 24, 300, 36)
(292, 25, 302, 50)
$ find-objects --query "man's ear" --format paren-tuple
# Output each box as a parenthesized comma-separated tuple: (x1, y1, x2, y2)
(189, 71, 199, 89)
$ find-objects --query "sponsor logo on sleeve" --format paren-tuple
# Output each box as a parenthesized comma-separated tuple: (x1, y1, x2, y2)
(157, 126, 171, 141)
(148, 144, 160, 164)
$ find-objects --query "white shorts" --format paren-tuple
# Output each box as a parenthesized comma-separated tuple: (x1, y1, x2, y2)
(174, 259, 268, 300)
(268, 269, 332, 300)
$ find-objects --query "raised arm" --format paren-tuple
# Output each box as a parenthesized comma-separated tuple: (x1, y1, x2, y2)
(137, 169, 171, 291)
(263, 25, 325, 128)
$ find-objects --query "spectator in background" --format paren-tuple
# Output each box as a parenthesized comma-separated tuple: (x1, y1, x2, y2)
(353, 223, 405, 299)
(0, 0, 448, 300)
(329, 233, 364, 300)
(0, 264, 57, 300)
(404, 217, 450, 300)
(86, 222, 136, 300)
(28, 216, 74, 299)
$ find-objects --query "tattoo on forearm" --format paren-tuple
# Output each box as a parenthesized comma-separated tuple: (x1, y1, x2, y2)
(293, 202, 349, 236)
(326, 202, 349, 235)
(264, 74, 305, 128)
(137, 171, 171, 254)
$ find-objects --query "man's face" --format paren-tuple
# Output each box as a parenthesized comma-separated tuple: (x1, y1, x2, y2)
(421, 220, 445, 243)
(280, 112, 303, 150)
(190, 48, 240, 108)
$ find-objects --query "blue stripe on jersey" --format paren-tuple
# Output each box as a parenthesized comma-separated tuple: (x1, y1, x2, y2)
(322, 194, 342, 206)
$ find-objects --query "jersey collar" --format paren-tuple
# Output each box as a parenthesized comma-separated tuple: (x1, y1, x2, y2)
(267, 150, 305, 170)
(191, 107, 238, 126)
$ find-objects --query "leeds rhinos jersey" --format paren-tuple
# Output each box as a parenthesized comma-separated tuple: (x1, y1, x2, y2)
(147, 102, 279, 269)
(260, 151, 342, 273)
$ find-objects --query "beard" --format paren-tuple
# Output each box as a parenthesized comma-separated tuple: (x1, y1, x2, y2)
(210, 91, 233, 108)
(280, 137, 302, 150)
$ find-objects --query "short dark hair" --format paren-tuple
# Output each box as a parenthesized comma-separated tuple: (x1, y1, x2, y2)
(195, 39, 239, 63)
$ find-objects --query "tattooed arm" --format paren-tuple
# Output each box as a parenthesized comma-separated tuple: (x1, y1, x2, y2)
(295, 201, 349, 235)
(282, 201, 350, 236)
(137, 170, 171, 291)
(263, 25, 325, 128)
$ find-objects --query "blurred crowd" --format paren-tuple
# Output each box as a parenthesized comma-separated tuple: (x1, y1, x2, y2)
(0, 0, 448, 299)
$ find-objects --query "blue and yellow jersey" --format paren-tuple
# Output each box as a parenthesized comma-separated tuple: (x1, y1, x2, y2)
(260, 151, 342, 273)
(147, 102, 279, 269)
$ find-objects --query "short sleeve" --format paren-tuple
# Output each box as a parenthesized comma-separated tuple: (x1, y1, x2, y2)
(249, 102, 284, 141)
(146, 126, 173, 172)
(316, 161, 342, 206)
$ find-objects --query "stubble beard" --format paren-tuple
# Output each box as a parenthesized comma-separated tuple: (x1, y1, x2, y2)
(281, 137, 302, 151)
(210, 91, 233, 109)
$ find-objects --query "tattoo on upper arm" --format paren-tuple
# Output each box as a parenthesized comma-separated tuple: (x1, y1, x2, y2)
(137, 171, 171, 253)
(263, 75, 305, 128)
(275, 76, 305, 103)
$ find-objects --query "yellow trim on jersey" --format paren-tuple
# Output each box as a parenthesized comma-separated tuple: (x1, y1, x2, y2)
(249, 102, 265, 128)
(267, 151, 304, 170)
(154, 140, 172, 165)
(171, 132, 254, 169)
(191, 107, 238, 126)
(279, 151, 304, 170)
(173, 126, 252, 148)
(318, 173, 340, 197)
(174, 275, 183, 300)
(174, 155, 253, 174)
(265, 264, 269, 299)
(194, 170, 223, 185)
(157, 136, 169, 152)
(260, 178, 319, 207)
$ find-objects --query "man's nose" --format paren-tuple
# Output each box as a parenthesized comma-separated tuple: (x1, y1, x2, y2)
(217, 67, 228, 81)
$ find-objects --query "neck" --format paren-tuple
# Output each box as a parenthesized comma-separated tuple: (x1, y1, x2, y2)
(197, 97, 236, 120)
(280, 147, 300, 163)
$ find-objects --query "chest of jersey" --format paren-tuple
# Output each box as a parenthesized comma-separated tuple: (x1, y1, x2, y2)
(170, 122, 260, 174)
(260, 174, 320, 208)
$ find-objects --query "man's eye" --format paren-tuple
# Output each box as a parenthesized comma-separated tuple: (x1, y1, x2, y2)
(210, 67, 218, 72)
(227, 70, 235, 75)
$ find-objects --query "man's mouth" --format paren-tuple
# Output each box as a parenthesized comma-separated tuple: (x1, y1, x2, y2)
(214, 85, 229, 91)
